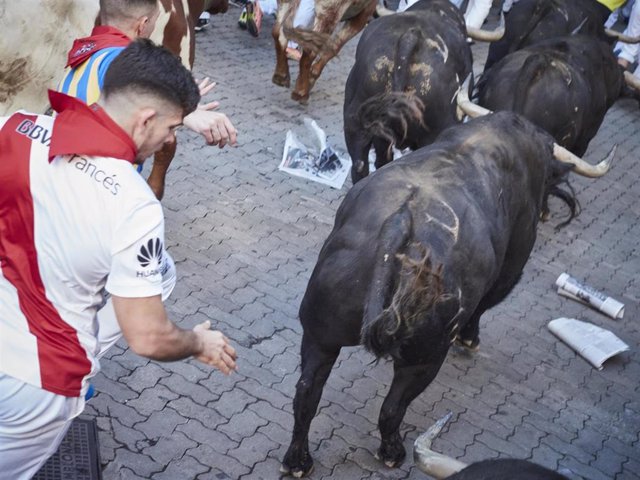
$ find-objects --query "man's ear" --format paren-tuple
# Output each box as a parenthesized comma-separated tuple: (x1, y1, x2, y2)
(130, 107, 157, 146)
(134, 15, 151, 37)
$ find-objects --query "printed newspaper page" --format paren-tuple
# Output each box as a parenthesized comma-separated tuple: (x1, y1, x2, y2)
(548, 317, 629, 370)
(279, 119, 351, 189)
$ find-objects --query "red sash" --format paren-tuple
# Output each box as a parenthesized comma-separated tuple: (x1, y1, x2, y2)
(66, 25, 131, 68)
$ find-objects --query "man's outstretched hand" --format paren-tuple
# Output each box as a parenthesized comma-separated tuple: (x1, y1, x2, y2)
(193, 320, 238, 375)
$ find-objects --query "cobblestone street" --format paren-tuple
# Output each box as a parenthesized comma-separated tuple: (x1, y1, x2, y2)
(84, 4, 640, 479)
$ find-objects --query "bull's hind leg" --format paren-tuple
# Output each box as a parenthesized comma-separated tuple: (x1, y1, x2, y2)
(291, 50, 317, 104)
(282, 335, 340, 478)
(457, 272, 523, 350)
(377, 361, 446, 467)
(345, 128, 372, 184)
(147, 140, 177, 200)
(306, 2, 377, 92)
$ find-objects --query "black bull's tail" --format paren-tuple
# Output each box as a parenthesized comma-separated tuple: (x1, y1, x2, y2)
(357, 28, 426, 148)
(360, 200, 446, 358)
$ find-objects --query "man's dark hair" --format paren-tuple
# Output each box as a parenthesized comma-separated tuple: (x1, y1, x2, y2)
(103, 39, 200, 115)
(99, 0, 158, 23)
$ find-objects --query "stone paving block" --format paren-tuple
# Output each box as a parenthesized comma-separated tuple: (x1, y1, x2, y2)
(622, 458, 640, 480)
(558, 456, 613, 480)
(176, 419, 238, 453)
(239, 456, 286, 480)
(110, 417, 146, 452)
(257, 422, 293, 448)
(151, 454, 209, 480)
(105, 448, 164, 479)
(135, 409, 188, 439)
(319, 402, 376, 436)
(227, 431, 279, 467)
(217, 409, 269, 443)
(238, 377, 292, 410)
(214, 388, 258, 418)
(98, 355, 134, 382)
(142, 431, 197, 466)
(591, 446, 627, 479)
(161, 372, 220, 406)
(92, 374, 139, 404)
(168, 397, 226, 431)
(322, 383, 366, 414)
(313, 435, 353, 471)
(527, 442, 563, 471)
(188, 444, 251, 478)
(120, 363, 171, 394)
(508, 420, 547, 452)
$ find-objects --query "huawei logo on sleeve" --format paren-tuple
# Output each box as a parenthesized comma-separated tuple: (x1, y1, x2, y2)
(136, 238, 163, 277)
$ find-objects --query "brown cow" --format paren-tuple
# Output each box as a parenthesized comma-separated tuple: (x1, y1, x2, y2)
(272, 0, 389, 104)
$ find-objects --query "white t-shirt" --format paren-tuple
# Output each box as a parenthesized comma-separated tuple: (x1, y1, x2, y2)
(0, 112, 168, 398)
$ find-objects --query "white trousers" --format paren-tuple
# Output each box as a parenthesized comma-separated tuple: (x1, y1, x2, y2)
(0, 374, 84, 480)
(615, 0, 640, 76)
(463, 0, 494, 29)
(0, 251, 176, 478)
(398, 0, 492, 29)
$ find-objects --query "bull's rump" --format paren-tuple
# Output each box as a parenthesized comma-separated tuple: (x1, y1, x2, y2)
(346, 2, 471, 117)
(301, 113, 547, 344)
(479, 35, 622, 154)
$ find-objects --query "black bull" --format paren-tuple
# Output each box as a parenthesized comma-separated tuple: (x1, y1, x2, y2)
(343, 0, 472, 184)
(477, 35, 623, 157)
(281, 112, 581, 477)
(484, 0, 612, 71)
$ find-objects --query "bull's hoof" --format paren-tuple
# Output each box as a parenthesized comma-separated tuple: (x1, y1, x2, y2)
(455, 335, 480, 352)
(291, 90, 310, 105)
(375, 441, 406, 468)
(272, 73, 290, 88)
(280, 461, 314, 478)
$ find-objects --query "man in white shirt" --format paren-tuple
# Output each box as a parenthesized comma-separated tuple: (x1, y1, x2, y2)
(0, 39, 237, 480)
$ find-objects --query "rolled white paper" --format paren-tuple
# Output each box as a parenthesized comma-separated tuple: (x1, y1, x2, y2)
(556, 273, 624, 319)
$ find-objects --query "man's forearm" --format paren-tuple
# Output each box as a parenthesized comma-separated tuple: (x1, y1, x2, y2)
(134, 322, 203, 361)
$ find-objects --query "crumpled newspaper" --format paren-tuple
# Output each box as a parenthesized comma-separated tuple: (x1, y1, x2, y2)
(279, 118, 351, 189)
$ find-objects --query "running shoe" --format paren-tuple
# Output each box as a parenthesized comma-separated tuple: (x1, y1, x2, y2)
(238, 8, 248, 29)
(246, 0, 262, 37)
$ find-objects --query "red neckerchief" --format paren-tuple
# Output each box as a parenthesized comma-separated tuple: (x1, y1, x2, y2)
(48, 90, 137, 163)
(65, 26, 131, 68)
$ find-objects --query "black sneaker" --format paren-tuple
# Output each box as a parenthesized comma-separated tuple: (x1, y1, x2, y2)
(238, 8, 248, 29)
(195, 13, 210, 32)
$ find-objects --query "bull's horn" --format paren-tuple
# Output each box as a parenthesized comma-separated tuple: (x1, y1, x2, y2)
(456, 74, 492, 118)
(467, 13, 505, 42)
(553, 143, 616, 178)
(375, 4, 395, 16)
(605, 28, 640, 44)
(624, 70, 640, 91)
(414, 412, 468, 479)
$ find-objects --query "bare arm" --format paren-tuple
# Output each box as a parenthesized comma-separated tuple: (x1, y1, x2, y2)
(184, 79, 238, 148)
(183, 106, 238, 148)
(111, 294, 237, 374)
